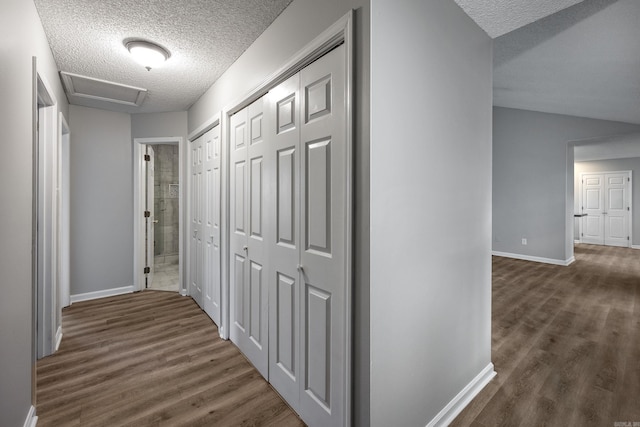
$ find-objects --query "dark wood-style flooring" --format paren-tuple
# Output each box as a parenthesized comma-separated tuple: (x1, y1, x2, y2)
(452, 244, 640, 426)
(36, 291, 305, 426)
(37, 244, 640, 426)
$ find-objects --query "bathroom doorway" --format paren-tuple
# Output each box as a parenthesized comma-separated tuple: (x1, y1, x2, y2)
(133, 137, 184, 294)
(147, 143, 180, 291)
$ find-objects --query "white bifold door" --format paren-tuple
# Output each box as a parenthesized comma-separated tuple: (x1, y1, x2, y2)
(229, 44, 348, 427)
(581, 171, 631, 247)
(230, 97, 271, 377)
(190, 125, 222, 326)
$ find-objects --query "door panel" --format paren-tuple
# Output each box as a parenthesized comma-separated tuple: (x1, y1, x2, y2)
(268, 73, 301, 410)
(189, 136, 203, 306)
(202, 126, 221, 325)
(298, 44, 346, 426)
(230, 97, 270, 378)
(604, 173, 629, 247)
(230, 108, 248, 343)
(582, 174, 604, 244)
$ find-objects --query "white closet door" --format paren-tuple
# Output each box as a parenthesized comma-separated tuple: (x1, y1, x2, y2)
(230, 107, 249, 347)
(298, 44, 347, 427)
(245, 98, 271, 377)
(230, 98, 271, 378)
(202, 126, 222, 325)
(189, 135, 204, 307)
(268, 73, 302, 410)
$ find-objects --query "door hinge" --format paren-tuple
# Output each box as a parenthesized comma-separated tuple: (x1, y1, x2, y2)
(581, 233, 584, 237)
(144, 266, 150, 274)
(628, 236, 630, 241)
(144, 210, 151, 217)
(628, 177, 630, 182)
(628, 207, 631, 211)
(144, 154, 151, 161)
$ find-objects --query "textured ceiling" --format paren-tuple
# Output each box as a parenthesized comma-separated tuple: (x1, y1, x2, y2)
(34, 0, 292, 113)
(493, 0, 640, 125)
(454, 0, 585, 38)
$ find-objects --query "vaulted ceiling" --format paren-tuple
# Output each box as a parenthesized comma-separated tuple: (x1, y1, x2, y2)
(34, 0, 640, 125)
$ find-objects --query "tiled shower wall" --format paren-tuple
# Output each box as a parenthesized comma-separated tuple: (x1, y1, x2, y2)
(152, 144, 179, 257)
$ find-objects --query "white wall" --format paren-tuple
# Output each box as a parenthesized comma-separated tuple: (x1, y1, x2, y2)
(493, 107, 640, 262)
(575, 157, 640, 244)
(370, 1, 493, 425)
(188, 0, 371, 424)
(0, 0, 68, 425)
(69, 106, 134, 297)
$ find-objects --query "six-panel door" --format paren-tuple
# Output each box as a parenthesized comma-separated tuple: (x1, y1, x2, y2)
(230, 97, 271, 378)
(202, 126, 222, 325)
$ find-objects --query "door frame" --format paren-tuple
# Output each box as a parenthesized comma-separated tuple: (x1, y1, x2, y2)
(57, 112, 70, 329)
(133, 137, 185, 293)
(578, 170, 633, 247)
(34, 66, 60, 360)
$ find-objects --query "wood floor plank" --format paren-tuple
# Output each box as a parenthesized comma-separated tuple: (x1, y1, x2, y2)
(452, 244, 640, 427)
(36, 290, 305, 427)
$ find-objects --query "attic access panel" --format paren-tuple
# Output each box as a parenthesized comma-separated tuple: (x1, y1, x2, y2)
(60, 71, 147, 107)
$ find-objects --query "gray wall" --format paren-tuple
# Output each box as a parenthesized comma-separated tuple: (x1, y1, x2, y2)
(370, 1, 493, 426)
(188, 0, 371, 424)
(0, 0, 68, 425)
(132, 111, 188, 141)
(493, 107, 640, 262)
(69, 106, 133, 296)
(575, 157, 640, 244)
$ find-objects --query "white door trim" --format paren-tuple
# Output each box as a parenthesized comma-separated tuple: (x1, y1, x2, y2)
(219, 11, 354, 425)
(133, 137, 185, 293)
(579, 170, 633, 247)
(34, 67, 59, 360)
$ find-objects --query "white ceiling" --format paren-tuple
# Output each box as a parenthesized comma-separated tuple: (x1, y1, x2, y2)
(491, 0, 640, 125)
(454, 0, 585, 38)
(34, 0, 640, 126)
(34, 0, 292, 113)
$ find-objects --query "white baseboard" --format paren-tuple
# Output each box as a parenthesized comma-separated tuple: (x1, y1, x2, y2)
(574, 240, 581, 244)
(55, 326, 63, 352)
(632, 245, 640, 250)
(426, 363, 496, 427)
(492, 251, 575, 266)
(70, 285, 134, 304)
(23, 405, 37, 427)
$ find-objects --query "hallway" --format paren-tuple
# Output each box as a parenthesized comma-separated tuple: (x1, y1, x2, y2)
(36, 291, 304, 426)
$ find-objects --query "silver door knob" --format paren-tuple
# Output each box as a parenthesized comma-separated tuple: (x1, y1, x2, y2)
(243, 245, 248, 252)
(297, 264, 304, 272)
(153, 219, 159, 224)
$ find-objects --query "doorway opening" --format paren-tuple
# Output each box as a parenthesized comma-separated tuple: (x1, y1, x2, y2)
(133, 137, 185, 294)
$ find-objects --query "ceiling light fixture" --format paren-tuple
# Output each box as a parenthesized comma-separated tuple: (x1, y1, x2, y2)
(125, 39, 171, 71)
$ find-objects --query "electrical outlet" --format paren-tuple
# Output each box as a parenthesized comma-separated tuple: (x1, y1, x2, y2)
(521, 238, 527, 245)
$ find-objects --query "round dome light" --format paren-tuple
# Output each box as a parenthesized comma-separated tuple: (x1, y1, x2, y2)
(125, 40, 171, 71)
